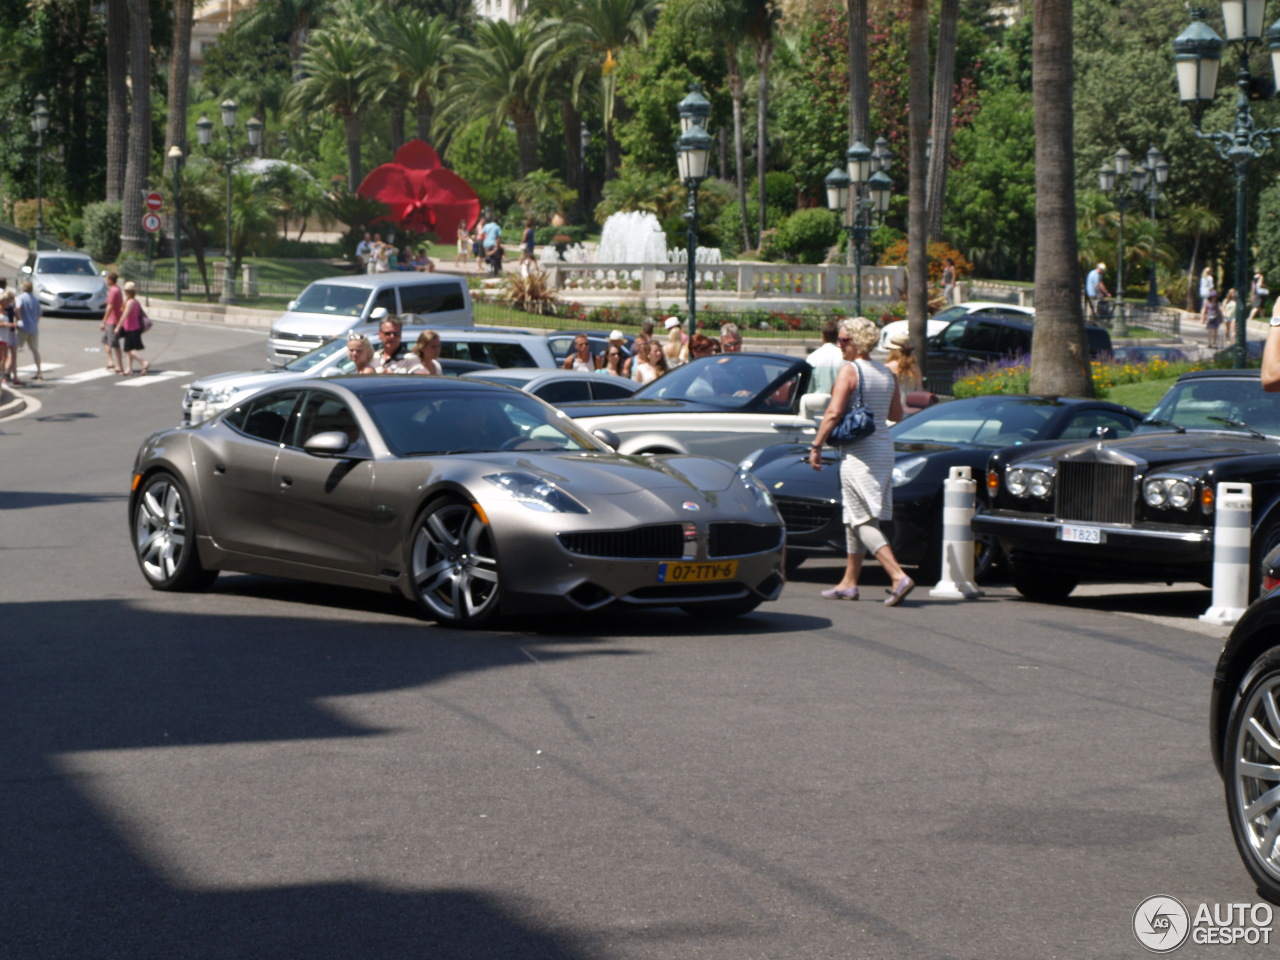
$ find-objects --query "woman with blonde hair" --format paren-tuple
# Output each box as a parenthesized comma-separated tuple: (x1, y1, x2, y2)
(885, 331, 922, 395)
(808, 316, 914, 606)
(662, 316, 689, 367)
(346, 333, 378, 374)
(410, 330, 443, 375)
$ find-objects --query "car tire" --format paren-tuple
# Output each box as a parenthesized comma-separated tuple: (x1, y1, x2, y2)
(132, 472, 218, 591)
(681, 596, 764, 618)
(1008, 558, 1077, 603)
(1222, 647, 1280, 902)
(408, 496, 501, 628)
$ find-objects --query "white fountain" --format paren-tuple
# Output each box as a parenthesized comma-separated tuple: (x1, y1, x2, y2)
(539, 210, 723, 266)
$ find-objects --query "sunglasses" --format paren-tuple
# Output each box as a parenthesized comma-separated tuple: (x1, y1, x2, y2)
(348, 333, 370, 343)
(837, 337, 852, 345)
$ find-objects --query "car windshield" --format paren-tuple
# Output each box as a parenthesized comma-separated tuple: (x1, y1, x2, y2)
(891, 397, 1057, 446)
(291, 283, 371, 318)
(929, 306, 969, 327)
(38, 257, 96, 276)
(283, 338, 348, 372)
(364, 388, 601, 456)
(636, 354, 796, 408)
(1139, 377, 1280, 436)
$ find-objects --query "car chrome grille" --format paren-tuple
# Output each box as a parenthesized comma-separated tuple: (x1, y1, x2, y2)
(558, 524, 684, 559)
(707, 522, 783, 557)
(273, 330, 323, 343)
(1055, 460, 1135, 524)
(61, 292, 92, 301)
(774, 496, 838, 533)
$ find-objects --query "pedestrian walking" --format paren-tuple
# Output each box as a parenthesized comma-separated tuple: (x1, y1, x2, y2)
(118, 281, 150, 375)
(1248, 270, 1270, 326)
(1222, 288, 1239, 347)
(0, 290, 17, 385)
(1086, 262, 1112, 319)
(1203, 290, 1224, 350)
(455, 220, 470, 268)
(941, 257, 957, 304)
(100, 271, 124, 374)
(808, 316, 914, 606)
(15, 280, 43, 380)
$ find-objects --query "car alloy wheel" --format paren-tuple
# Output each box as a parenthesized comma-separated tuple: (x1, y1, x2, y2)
(133, 473, 217, 591)
(1225, 653, 1280, 901)
(410, 497, 500, 627)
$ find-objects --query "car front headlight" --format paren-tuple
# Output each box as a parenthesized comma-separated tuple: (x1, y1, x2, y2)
(737, 470, 775, 509)
(483, 472, 588, 514)
(1006, 465, 1053, 499)
(1143, 477, 1195, 510)
(738, 447, 766, 473)
(891, 455, 928, 488)
(202, 386, 242, 406)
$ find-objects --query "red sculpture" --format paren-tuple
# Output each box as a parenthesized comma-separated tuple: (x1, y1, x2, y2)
(356, 139, 481, 238)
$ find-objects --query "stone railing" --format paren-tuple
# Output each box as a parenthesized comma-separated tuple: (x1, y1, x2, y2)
(541, 261, 905, 304)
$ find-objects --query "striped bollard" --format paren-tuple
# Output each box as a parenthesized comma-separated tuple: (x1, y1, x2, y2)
(929, 466, 983, 600)
(1200, 482, 1253, 627)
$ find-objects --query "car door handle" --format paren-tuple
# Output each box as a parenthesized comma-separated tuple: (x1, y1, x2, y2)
(279, 476, 292, 487)
(214, 464, 225, 474)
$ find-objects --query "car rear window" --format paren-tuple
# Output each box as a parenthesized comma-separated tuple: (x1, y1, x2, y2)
(440, 341, 536, 367)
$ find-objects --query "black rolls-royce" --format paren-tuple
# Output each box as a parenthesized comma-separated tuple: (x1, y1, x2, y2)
(974, 369, 1280, 602)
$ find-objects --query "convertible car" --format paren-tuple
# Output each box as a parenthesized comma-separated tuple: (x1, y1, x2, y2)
(740, 395, 1143, 581)
(975, 369, 1280, 602)
(131, 377, 786, 626)
(561, 352, 818, 462)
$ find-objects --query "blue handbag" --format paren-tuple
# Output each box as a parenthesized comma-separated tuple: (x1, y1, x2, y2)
(829, 360, 876, 445)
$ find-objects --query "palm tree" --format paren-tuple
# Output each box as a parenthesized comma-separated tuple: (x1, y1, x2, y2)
(232, 0, 333, 71)
(370, 8, 458, 144)
(442, 19, 559, 179)
(745, 0, 779, 246)
(227, 171, 287, 283)
(166, 0, 197, 159)
(1028, 0, 1092, 397)
(287, 28, 378, 188)
(105, 0, 127, 201)
(1171, 203, 1222, 310)
(120, 0, 151, 253)
(926, 0, 959, 240)
(906, 0, 929, 360)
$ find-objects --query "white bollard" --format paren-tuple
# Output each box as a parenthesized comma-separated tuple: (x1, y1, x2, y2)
(929, 466, 983, 599)
(1201, 482, 1253, 626)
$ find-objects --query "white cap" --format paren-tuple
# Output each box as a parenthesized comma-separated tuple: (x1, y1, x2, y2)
(664, 316, 682, 330)
(608, 329, 625, 341)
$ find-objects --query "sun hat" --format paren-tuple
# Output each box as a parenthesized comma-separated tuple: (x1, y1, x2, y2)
(889, 330, 910, 349)
(608, 329, 625, 341)
(664, 316, 682, 330)
(123, 281, 137, 293)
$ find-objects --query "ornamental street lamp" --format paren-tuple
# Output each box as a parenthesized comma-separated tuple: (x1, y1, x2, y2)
(168, 144, 185, 302)
(1141, 146, 1170, 306)
(31, 93, 49, 245)
(1174, 3, 1280, 366)
(197, 99, 262, 305)
(825, 137, 892, 316)
(1098, 147, 1151, 337)
(676, 84, 713, 331)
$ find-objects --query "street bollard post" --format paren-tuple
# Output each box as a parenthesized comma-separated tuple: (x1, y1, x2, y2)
(1200, 482, 1252, 626)
(929, 465, 983, 600)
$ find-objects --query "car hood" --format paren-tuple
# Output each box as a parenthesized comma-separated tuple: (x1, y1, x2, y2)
(191, 368, 307, 393)
(1014, 430, 1280, 468)
(37, 274, 104, 294)
(472, 450, 745, 496)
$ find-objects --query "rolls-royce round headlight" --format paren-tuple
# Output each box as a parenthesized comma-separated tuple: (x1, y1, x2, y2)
(1006, 468, 1029, 497)
(1143, 479, 1168, 508)
(1144, 477, 1195, 510)
(1168, 479, 1193, 509)
(1027, 470, 1053, 499)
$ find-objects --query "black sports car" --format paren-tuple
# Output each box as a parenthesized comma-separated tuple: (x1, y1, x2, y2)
(976, 369, 1280, 602)
(740, 395, 1143, 581)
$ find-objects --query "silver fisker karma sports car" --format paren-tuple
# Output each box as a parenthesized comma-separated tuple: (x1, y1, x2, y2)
(130, 376, 786, 626)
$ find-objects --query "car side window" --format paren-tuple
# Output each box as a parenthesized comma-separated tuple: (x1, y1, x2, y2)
(535, 380, 592, 404)
(996, 324, 1030, 357)
(399, 282, 466, 315)
(372, 288, 397, 316)
(291, 392, 362, 447)
(225, 390, 303, 444)
(966, 321, 1002, 353)
(592, 380, 636, 400)
(1058, 410, 1139, 440)
(484, 343, 536, 367)
(941, 319, 968, 348)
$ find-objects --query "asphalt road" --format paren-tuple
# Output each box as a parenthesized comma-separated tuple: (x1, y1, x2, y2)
(1, 316, 1265, 960)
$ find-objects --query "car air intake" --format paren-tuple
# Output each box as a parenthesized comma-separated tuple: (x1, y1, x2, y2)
(774, 497, 838, 533)
(558, 524, 685, 559)
(1055, 460, 1135, 525)
(707, 522, 783, 557)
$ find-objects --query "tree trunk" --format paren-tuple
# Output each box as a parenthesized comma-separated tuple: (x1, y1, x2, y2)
(344, 112, 363, 188)
(1029, 0, 1092, 397)
(847, 0, 869, 144)
(416, 94, 434, 143)
(389, 105, 405, 154)
(906, 0, 929, 364)
(926, 0, 958, 241)
(755, 38, 773, 248)
(728, 58, 750, 252)
(512, 107, 539, 179)
(166, 0, 195, 159)
(105, 0, 128, 202)
(561, 99, 584, 224)
(120, 0, 151, 254)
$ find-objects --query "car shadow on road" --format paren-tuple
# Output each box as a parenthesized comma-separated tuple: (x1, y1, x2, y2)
(5, 598, 606, 960)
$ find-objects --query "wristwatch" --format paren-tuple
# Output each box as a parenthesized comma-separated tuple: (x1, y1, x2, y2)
(1270, 315, 1280, 326)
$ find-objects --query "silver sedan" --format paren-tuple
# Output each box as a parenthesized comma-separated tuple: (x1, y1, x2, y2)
(131, 376, 786, 626)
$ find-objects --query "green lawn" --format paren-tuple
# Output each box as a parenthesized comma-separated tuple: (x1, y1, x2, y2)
(1103, 377, 1177, 412)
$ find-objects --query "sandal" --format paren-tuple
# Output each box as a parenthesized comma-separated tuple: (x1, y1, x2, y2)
(139, 362, 150, 375)
(884, 576, 916, 607)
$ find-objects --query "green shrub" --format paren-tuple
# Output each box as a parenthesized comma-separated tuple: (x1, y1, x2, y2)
(83, 201, 122, 263)
(534, 224, 587, 245)
(768, 208, 839, 264)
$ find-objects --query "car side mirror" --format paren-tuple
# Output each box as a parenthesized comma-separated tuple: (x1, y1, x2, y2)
(592, 428, 621, 451)
(303, 431, 353, 457)
(287, 299, 297, 311)
(20, 265, 31, 274)
(369, 307, 389, 322)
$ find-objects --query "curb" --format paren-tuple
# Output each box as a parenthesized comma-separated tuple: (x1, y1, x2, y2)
(0, 381, 27, 420)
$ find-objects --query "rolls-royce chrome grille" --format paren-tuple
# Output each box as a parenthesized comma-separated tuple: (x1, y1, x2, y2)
(1055, 460, 1135, 525)
(558, 525, 684, 559)
(774, 496, 838, 533)
(707, 522, 783, 557)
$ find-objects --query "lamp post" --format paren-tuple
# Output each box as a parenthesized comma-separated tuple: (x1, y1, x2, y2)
(1173, 3, 1280, 366)
(1140, 147, 1170, 305)
(31, 93, 49, 246)
(168, 144, 184, 302)
(676, 84, 713, 331)
(1098, 148, 1150, 338)
(825, 137, 892, 317)
(196, 99, 262, 305)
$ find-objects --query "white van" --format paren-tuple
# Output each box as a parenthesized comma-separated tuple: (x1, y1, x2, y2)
(267, 273, 474, 363)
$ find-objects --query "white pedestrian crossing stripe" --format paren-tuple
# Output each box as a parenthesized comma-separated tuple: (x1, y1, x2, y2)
(17, 363, 193, 386)
(54, 368, 118, 383)
(117, 370, 193, 387)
